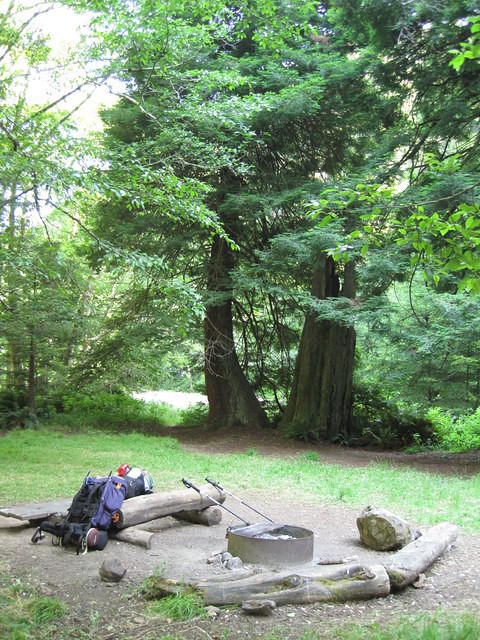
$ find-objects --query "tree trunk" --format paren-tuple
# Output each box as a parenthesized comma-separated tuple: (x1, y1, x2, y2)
(64, 282, 91, 368)
(5, 180, 25, 397)
(281, 256, 355, 441)
(205, 236, 269, 429)
(27, 268, 38, 422)
(28, 332, 36, 419)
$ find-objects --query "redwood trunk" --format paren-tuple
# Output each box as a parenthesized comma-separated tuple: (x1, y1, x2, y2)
(282, 256, 355, 441)
(204, 237, 269, 429)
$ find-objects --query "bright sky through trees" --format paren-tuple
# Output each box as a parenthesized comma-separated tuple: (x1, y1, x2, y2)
(2, 0, 117, 130)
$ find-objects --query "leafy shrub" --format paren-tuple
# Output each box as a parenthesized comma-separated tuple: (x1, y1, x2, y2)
(351, 383, 433, 448)
(179, 402, 209, 426)
(52, 391, 183, 431)
(138, 565, 167, 599)
(427, 407, 480, 451)
(0, 389, 27, 429)
(281, 384, 432, 448)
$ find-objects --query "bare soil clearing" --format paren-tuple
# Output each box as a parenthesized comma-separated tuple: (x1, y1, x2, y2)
(1, 429, 480, 639)
(168, 424, 480, 476)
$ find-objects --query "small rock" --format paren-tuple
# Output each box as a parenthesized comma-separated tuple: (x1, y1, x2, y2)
(242, 599, 276, 616)
(205, 606, 221, 619)
(99, 558, 127, 583)
(225, 556, 243, 570)
(342, 555, 359, 564)
(412, 573, 426, 589)
(207, 553, 222, 565)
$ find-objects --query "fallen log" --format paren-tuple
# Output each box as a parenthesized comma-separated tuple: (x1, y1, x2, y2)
(384, 522, 458, 590)
(174, 507, 222, 526)
(115, 484, 225, 529)
(111, 527, 157, 549)
(115, 507, 222, 546)
(152, 563, 390, 606)
(137, 517, 178, 532)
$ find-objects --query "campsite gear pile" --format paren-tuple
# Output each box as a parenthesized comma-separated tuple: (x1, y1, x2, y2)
(31, 465, 153, 554)
(118, 464, 154, 499)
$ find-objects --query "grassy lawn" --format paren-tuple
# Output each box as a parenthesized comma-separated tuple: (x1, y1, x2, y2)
(2, 426, 480, 532)
(0, 571, 67, 640)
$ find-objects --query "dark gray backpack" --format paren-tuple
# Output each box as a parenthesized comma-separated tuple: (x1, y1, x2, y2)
(31, 472, 127, 553)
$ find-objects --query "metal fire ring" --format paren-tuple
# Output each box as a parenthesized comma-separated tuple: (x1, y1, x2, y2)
(227, 522, 314, 566)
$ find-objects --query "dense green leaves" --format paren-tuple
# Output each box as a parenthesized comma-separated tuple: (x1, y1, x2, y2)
(1, 0, 480, 443)
(450, 16, 480, 69)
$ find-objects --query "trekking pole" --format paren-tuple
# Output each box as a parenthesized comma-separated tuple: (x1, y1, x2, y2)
(205, 477, 275, 523)
(182, 478, 250, 526)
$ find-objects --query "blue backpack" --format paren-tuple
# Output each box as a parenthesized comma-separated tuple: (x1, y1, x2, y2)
(31, 472, 127, 554)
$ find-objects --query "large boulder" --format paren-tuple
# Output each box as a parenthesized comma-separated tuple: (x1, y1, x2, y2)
(357, 506, 418, 551)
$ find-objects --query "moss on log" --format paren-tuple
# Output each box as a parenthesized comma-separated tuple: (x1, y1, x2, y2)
(152, 563, 390, 606)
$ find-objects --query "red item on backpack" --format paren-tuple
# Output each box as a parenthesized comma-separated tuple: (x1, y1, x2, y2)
(117, 464, 130, 477)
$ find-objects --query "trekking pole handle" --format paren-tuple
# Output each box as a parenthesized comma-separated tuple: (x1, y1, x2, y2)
(205, 477, 224, 492)
(182, 478, 200, 493)
(204, 477, 275, 523)
(182, 478, 250, 526)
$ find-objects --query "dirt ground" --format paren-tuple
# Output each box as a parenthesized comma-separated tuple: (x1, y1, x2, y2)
(2, 428, 480, 639)
(168, 424, 480, 476)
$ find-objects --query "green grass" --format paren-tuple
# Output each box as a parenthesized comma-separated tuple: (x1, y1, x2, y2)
(332, 612, 480, 640)
(1, 426, 480, 532)
(199, 613, 480, 640)
(0, 573, 66, 640)
(148, 589, 206, 621)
